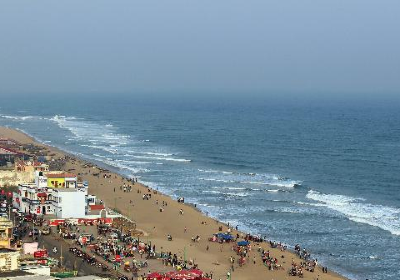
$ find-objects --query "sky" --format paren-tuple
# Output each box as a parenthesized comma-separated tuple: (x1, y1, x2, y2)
(0, 1, 399, 99)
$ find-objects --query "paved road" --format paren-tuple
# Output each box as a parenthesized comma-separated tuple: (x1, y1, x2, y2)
(37, 234, 109, 277)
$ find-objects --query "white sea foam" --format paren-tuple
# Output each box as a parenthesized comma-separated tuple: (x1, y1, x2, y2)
(203, 190, 222, 195)
(197, 168, 300, 188)
(225, 192, 249, 197)
(133, 155, 191, 162)
(102, 159, 149, 174)
(307, 190, 400, 236)
(144, 152, 174, 157)
(0, 114, 44, 121)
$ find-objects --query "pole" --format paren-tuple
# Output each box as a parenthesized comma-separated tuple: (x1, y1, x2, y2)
(184, 246, 186, 262)
(60, 245, 64, 268)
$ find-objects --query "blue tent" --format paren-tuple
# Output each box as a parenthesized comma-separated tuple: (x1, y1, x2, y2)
(217, 233, 233, 241)
(237, 240, 250, 246)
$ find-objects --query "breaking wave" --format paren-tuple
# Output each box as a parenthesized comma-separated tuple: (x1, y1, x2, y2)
(307, 190, 400, 236)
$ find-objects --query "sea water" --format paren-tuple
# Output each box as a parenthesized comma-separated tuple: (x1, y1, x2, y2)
(1, 95, 399, 280)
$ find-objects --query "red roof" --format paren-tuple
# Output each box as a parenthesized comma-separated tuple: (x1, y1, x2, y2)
(47, 173, 76, 178)
(90, 205, 105, 211)
(0, 146, 25, 156)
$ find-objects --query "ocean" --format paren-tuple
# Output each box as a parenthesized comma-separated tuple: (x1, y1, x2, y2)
(1, 95, 399, 280)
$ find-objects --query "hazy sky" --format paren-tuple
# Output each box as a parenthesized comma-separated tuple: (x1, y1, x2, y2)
(0, 1, 399, 98)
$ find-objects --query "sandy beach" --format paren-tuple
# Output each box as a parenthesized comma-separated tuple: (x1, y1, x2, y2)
(0, 126, 348, 280)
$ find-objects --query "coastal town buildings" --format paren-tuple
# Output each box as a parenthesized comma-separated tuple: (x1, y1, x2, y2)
(0, 217, 13, 248)
(14, 161, 49, 173)
(0, 248, 19, 271)
(15, 172, 94, 218)
(0, 147, 29, 167)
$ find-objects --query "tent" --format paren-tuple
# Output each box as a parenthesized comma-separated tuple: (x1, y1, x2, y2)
(217, 233, 233, 241)
(147, 272, 163, 280)
(237, 240, 250, 246)
(187, 269, 203, 277)
(165, 270, 202, 280)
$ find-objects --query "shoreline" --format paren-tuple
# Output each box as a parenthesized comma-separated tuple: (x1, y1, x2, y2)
(0, 126, 349, 280)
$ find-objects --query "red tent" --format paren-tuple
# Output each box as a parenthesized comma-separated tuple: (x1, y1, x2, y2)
(187, 269, 203, 277)
(165, 270, 201, 280)
(147, 272, 163, 280)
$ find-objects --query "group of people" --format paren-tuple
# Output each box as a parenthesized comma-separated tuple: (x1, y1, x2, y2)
(260, 249, 281, 271)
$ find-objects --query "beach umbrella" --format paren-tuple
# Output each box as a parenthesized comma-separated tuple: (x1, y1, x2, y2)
(237, 240, 250, 246)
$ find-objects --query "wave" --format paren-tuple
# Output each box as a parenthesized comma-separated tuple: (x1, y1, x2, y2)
(101, 159, 149, 174)
(202, 190, 249, 197)
(144, 152, 174, 157)
(197, 168, 300, 188)
(50, 115, 130, 146)
(133, 155, 191, 162)
(0, 114, 44, 121)
(307, 190, 400, 236)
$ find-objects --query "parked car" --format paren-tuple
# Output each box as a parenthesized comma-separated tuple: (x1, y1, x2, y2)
(42, 226, 51, 235)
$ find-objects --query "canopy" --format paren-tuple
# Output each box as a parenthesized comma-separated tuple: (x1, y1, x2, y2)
(147, 272, 163, 280)
(237, 240, 250, 246)
(216, 233, 233, 240)
(165, 270, 201, 280)
(187, 269, 203, 277)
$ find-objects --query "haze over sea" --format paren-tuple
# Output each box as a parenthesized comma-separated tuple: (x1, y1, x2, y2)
(1, 95, 399, 280)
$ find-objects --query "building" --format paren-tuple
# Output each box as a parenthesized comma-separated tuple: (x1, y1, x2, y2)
(0, 217, 13, 248)
(14, 172, 95, 218)
(46, 173, 77, 188)
(0, 248, 19, 271)
(14, 161, 49, 173)
(0, 138, 19, 147)
(0, 147, 29, 167)
(51, 188, 86, 218)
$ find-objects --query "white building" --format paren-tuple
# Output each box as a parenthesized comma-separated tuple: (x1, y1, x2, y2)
(14, 172, 95, 218)
(0, 248, 19, 272)
(51, 189, 86, 218)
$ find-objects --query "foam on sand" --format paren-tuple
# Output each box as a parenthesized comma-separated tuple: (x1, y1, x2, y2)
(307, 190, 400, 236)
